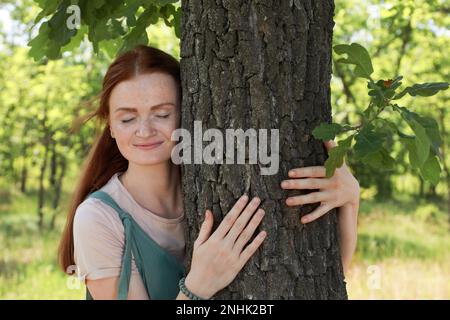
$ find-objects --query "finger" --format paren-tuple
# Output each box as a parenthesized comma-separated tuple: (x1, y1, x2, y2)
(225, 198, 264, 247)
(300, 203, 332, 224)
(194, 210, 214, 249)
(238, 231, 267, 266)
(288, 166, 326, 178)
(225, 197, 262, 245)
(281, 178, 331, 190)
(212, 194, 249, 240)
(324, 140, 337, 151)
(286, 191, 331, 206)
(233, 208, 266, 252)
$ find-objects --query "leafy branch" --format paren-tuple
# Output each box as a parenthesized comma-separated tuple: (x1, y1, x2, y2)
(313, 43, 448, 185)
(28, 0, 180, 61)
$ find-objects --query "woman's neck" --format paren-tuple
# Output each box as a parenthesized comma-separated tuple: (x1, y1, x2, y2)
(119, 161, 183, 219)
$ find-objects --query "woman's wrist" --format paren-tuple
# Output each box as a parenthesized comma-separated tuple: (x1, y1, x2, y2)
(184, 273, 214, 300)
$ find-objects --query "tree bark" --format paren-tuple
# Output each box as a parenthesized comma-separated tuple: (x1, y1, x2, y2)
(38, 109, 49, 230)
(438, 107, 450, 229)
(180, 0, 346, 299)
(50, 155, 67, 230)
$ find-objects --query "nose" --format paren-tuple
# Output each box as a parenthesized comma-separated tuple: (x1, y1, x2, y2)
(135, 118, 157, 138)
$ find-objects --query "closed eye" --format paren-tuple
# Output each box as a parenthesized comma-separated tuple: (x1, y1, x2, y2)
(156, 114, 170, 118)
(121, 118, 136, 123)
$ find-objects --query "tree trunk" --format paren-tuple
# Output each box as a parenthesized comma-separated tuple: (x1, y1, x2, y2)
(38, 108, 50, 230)
(20, 152, 28, 193)
(180, 0, 346, 299)
(37, 139, 49, 230)
(419, 176, 424, 198)
(438, 107, 450, 229)
(50, 155, 67, 230)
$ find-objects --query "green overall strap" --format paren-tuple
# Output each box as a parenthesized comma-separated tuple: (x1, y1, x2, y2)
(88, 190, 133, 300)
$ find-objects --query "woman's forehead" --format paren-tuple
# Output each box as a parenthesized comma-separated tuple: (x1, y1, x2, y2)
(109, 73, 178, 111)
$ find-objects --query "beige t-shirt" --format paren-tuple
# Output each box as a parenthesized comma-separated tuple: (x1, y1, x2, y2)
(73, 172, 186, 299)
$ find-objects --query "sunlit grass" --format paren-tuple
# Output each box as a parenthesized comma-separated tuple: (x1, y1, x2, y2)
(347, 259, 450, 299)
(346, 197, 450, 299)
(0, 187, 85, 300)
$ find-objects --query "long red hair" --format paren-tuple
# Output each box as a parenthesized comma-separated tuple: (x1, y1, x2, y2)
(58, 45, 181, 273)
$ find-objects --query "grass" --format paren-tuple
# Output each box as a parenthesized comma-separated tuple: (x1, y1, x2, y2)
(346, 197, 450, 299)
(0, 183, 449, 299)
(0, 187, 85, 299)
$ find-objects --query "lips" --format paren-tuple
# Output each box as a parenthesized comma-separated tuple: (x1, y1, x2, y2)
(133, 141, 164, 150)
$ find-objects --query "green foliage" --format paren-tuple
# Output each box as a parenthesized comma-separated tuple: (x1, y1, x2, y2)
(28, 0, 180, 61)
(394, 82, 450, 99)
(313, 42, 448, 186)
(334, 43, 374, 80)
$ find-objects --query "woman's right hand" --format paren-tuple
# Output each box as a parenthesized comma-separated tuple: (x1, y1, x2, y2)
(184, 195, 267, 299)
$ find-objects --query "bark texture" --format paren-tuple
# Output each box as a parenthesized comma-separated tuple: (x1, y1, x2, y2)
(180, 0, 347, 299)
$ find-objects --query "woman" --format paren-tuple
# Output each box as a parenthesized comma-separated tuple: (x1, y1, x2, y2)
(58, 45, 360, 300)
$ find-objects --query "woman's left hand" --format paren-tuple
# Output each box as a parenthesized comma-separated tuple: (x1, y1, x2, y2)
(281, 140, 360, 224)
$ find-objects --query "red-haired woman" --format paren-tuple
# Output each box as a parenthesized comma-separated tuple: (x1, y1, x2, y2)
(58, 45, 360, 300)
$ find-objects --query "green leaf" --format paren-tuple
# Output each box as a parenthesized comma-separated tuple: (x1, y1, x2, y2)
(409, 118, 430, 166)
(119, 5, 157, 54)
(397, 107, 431, 167)
(367, 81, 386, 108)
(48, 1, 77, 46)
(34, 0, 59, 23)
(28, 23, 51, 61)
(99, 38, 124, 59)
(334, 43, 374, 80)
(393, 82, 449, 99)
(402, 137, 422, 169)
(414, 116, 442, 157)
(172, 7, 181, 39)
(61, 26, 87, 54)
(354, 125, 385, 158)
(361, 147, 396, 171)
(419, 154, 441, 186)
(361, 103, 378, 119)
(324, 135, 353, 178)
(312, 123, 344, 141)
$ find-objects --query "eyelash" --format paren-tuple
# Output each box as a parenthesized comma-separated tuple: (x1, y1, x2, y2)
(121, 114, 169, 123)
(157, 114, 170, 119)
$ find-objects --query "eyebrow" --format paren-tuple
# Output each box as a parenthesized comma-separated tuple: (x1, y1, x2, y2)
(114, 102, 175, 113)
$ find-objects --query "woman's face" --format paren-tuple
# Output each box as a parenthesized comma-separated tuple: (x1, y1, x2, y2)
(109, 72, 180, 166)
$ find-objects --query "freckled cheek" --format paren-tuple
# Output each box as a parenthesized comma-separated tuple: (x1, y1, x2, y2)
(155, 122, 179, 142)
(112, 125, 136, 147)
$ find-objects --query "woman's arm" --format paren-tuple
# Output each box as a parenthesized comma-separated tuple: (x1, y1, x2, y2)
(86, 274, 150, 299)
(337, 201, 359, 275)
(87, 276, 192, 300)
(281, 140, 360, 275)
(85, 195, 267, 300)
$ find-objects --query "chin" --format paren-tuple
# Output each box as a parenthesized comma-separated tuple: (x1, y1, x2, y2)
(128, 155, 172, 167)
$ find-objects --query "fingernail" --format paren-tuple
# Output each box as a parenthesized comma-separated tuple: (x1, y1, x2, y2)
(242, 194, 248, 201)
